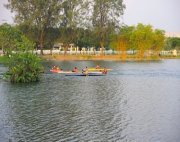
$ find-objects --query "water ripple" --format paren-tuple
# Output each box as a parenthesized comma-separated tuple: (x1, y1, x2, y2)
(0, 60, 180, 141)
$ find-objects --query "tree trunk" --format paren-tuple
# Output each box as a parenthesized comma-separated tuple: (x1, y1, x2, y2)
(138, 42, 145, 60)
(121, 41, 127, 61)
(64, 44, 68, 55)
(100, 41, 104, 55)
(39, 30, 44, 55)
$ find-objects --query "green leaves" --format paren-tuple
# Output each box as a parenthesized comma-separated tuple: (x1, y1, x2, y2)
(164, 37, 180, 50)
(91, 0, 125, 48)
(6, 52, 43, 83)
(0, 24, 43, 83)
(110, 23, 166, 58)
(0, 24, 34, 55)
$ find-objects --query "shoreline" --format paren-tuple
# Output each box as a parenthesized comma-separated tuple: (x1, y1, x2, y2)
(40, 54, 180, 61)
(0, 55, 179, 64)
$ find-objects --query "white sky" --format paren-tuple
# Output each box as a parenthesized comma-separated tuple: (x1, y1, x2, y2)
(0, 0, 14, 24)
(123, 0, 180, 32)
(0, 0, 180, 32)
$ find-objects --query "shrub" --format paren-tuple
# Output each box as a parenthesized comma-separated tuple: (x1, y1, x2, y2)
(6, 52, 43, 83)
(0, 24, 43, 83)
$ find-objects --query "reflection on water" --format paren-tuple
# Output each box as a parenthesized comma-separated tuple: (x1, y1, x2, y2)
(0, 59, 180, 142)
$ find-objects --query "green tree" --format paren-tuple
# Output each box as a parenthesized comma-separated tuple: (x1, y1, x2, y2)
(91, 0, 125, 53)
(0, 23, 31, 56)
(6, 0, 64, 54)
(7, 53, 43, 83)
(0, 24, 43, 83)
(130, 23, 154, 59)
(58, 0, 87, 54)
(152, 29, 165, 55)
(111, 26, 134, 58)
(164, 37, 180, 50)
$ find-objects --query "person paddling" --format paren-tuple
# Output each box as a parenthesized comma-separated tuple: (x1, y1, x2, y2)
(72, 67, 78, 73)
(102, 67, 108, 74)
(96, 65, 100, 69)
(82, 66, 88, 75)
(52, 66, 61, 71)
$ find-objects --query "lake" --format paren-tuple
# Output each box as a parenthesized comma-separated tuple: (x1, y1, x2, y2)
(0, 59, 180, 142)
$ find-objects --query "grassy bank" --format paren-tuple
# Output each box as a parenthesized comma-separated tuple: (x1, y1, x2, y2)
(161, 55, 180, 59)
(0, 56, 8, 64)
(1, 55, 179, 64)
(41, 54, 164, 61)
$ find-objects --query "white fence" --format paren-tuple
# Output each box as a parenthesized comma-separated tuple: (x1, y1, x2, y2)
(33, 49, 138, 55)
(0, 50, 179, 56)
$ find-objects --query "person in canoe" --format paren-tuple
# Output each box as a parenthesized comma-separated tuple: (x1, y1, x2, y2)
(102, 67, 108, 74)
(51, 66, 62, 71)
(72, 67, 78, 73)
(82, 66, 88, 75)
(96, 65, 100, 69)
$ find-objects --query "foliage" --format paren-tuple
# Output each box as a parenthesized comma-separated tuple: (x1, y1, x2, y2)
(110, 23, 166, 59)
(0, 56, 9, 64)
(110, 25, 134, 50)
(164, 37, 180, 50)
(0, 24, 43, 83)
(6, 0, 85, 54)
(110, 25, 134, 59)
(152, 29, 165, 52)
(55, 27, 99, 49)
(73, 28, 99, 48)
(6, 53, 43, 83)
(0, 24, 35, 55)
(91, 0, 125, 49)
(6, 0, 125, 51)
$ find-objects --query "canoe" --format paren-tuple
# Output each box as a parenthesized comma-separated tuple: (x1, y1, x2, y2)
(87, 68, 112, 71)
(50, 69, 61, 73)
(65, 72, 106, 76)
(50, 70, 78, 74)
(66, 73, 106, 76)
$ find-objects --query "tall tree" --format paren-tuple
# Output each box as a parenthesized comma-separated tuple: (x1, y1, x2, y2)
(110, 25, 134, 59)
(6, 0, 62, 54)
(6, 0, 72, 54)
(152, 29, 165, 56)
(58, 0, 83, 54)
(164, 37, 180, 50)
(0, 23, 32, 56)
(130, 23, 154, 59)
(92, 0, 125, 53)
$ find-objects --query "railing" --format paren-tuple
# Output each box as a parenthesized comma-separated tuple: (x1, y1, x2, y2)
(0, 50, 179, 56)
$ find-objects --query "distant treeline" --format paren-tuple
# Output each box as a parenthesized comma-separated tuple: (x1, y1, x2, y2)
(1, 23, 179, 52)
(164, 37, 180, 50)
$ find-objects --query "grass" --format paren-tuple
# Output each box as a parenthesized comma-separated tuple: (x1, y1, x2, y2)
(0, 56, 8, 64)
(40, 54, 163, 61)
(40, 54, 180, 61)
(1, 54, 179, 63)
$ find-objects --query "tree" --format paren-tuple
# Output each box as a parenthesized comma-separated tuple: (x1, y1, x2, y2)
(7, 52, 43, 83)
(110, 25, 134, 59)
(0, 24, 43, 83)
(0, 23, 32, 56)
(58, 0, 87, 54)
(91, 0, 125, 53)
(0, 24, 15, 55)
(152, 29, 165, 56)
(130, 23, 154, 59)
(164, 37, 180, 50)
(6, 0, 64, 54)
(76, 28, 98, 48)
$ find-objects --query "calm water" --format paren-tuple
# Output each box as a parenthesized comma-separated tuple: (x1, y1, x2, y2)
(0, 59, 180, 142)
